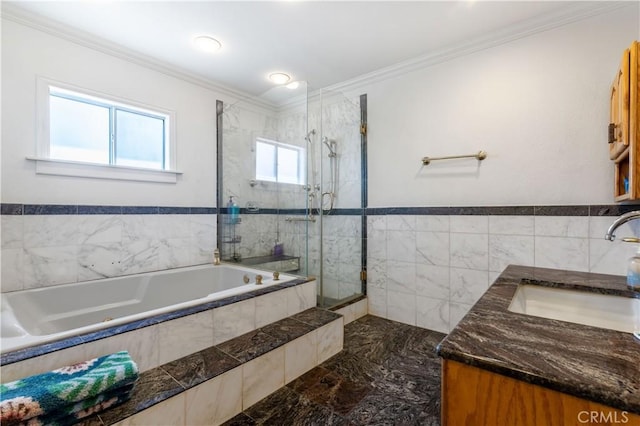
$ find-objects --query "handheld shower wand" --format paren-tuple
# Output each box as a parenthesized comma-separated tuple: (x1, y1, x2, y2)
(322, 137, 337, 157)
(321, 137, 338, 210)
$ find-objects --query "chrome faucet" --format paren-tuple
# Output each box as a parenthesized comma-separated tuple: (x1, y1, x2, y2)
(605, 210, 640, 241)
(213, 248, 221, 265)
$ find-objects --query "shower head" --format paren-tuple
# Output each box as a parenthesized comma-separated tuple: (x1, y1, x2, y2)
(304, 129, 316, 142)
(322, 137, 337, 157)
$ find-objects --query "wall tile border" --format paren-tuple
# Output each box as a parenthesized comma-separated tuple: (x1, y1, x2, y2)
(1, 204, 217, 215)
(7, 204, 640, 217)
(366, 205, 640, 216)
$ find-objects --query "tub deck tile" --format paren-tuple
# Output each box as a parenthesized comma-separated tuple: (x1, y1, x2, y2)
(291, 308, 342, 328)
(97, 368, 184, 425)
(216, 330, 288, 363)
(160, 346, 241, 388)
(261, 317, 316, 341)
(86, 307, 340, 425)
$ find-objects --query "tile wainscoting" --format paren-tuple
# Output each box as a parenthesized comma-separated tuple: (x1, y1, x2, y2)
(365, 205, 640, 334)
(1, 204, 217, 292)
(4, 203, 640, 337)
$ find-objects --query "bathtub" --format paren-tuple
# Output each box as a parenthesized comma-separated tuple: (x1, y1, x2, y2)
(1, 263, 298, 355)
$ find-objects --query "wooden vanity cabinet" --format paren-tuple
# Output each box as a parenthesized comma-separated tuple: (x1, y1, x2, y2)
(441, 360, 640, 426)
(611, 41, 640, 201)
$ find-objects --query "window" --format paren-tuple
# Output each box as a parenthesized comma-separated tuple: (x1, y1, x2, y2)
(33, 78, 179, 183)
(255, 137, 305, 185)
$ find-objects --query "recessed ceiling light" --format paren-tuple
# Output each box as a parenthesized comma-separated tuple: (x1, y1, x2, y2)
(269, 72, 291, 85)
(193, 35, 222, 53)
(286, 81, 300, 90)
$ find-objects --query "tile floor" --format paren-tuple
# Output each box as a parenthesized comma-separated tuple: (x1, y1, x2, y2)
(223, 315, 446, 425)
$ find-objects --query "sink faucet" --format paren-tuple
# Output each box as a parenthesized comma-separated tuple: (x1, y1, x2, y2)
(213, 248, 221, 265)
(604, 210, 640, 241)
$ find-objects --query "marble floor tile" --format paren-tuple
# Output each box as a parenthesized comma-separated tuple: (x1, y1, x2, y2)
(223, 413, 257, 425)
(243, 386, 349, 426)
(223, 315, 446, 426)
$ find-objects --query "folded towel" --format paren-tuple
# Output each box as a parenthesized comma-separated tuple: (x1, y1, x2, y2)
(16, 389, 133, 426)
(6, 384, 134, 426)
(0, 351, 138, 425)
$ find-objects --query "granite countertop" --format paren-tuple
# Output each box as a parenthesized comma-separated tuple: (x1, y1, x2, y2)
(436, 265, 640, 415)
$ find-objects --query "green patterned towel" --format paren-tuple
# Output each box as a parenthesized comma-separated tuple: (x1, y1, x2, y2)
(14, 387, 133, 426)
(0, 351, 138, 424)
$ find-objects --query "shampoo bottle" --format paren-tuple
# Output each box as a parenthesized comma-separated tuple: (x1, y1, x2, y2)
(228, 196, 239, 224)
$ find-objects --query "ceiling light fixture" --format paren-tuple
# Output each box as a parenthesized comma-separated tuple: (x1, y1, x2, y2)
(269, 72, 291, 85)
(193, 35, 222, 53)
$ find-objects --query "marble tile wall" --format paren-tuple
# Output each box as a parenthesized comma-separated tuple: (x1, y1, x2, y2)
(333, 298, 368, 325)
(220, 93, 363, 305)
(1, 213, 217, 293)
(367, 214, 640, 334)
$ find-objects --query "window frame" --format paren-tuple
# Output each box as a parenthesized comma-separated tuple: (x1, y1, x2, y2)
(254, 137, 306, 186)
(32, 76, 180, 183)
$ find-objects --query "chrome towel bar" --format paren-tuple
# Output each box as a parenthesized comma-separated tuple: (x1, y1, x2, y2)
(422, 150, 487, 166)
(285, 215, 317, 223)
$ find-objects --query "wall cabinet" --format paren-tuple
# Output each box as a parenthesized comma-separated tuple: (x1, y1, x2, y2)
(610, 41, 639, 201)
(441, 360, 640, 426)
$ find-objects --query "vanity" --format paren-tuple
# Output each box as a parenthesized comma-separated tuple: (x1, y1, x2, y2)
(437, 265, 640, 426)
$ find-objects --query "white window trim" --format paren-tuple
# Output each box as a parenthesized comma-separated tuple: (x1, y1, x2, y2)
(254, 136, 306, 186)
(32, 76, 181, 183)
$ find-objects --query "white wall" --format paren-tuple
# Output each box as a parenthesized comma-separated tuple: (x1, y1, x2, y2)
(1, 19, 222, 207)
(357, 4, 639, 208)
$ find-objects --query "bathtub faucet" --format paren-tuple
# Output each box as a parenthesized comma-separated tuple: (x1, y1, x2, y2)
(605, 211, 640, 241)
(213, 248, 221, 265)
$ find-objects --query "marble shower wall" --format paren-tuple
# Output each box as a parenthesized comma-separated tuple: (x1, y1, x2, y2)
(1, 212, 216, 293)
(221, 92, 364, 304)
(220, 101, 307, 261)
(367, 214, 640, 334)
(306, 91, 362, 211)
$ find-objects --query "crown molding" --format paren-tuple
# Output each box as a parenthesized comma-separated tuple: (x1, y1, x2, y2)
(0, 3, 276, 110)
(324, 1, 634, 95)
(1, 1, 632, 111)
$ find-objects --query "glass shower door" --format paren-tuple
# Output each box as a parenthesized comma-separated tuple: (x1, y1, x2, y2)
(217, 82, 311, 277)
(311, 88, 365, 307)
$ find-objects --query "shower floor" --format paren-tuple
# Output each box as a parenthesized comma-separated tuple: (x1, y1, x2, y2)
(223, 315, 445, 425)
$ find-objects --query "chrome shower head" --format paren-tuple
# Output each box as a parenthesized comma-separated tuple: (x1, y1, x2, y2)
(304, 129, 316, 142)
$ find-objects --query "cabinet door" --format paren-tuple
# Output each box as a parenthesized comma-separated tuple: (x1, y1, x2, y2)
(609, 48, 630, 160)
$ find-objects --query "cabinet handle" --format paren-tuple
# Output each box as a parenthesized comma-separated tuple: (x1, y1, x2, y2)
(608, 123, 616, 144)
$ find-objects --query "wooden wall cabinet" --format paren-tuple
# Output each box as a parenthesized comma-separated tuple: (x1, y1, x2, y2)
(441, 360, 640, 426)
(611, 41, 640, 201)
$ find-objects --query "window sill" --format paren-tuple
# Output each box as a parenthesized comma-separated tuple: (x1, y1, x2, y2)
(26, 157, 182, 183)
(253, 179, 305, 189)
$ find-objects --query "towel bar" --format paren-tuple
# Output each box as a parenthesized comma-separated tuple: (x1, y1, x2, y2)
(422, 150, 487, 166)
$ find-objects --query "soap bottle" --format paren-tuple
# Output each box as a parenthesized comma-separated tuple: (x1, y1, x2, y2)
(228, 196, 239, 224)
(628, 246, 640, 287)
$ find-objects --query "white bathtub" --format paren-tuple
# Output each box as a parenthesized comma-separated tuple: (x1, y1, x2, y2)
(1, 264, 297, 354)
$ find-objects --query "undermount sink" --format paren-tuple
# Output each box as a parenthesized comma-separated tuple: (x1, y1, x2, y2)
(508, 284, 639, 334)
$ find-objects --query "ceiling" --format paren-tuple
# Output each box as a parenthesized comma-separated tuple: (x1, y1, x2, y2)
(2, 1, 620, 99)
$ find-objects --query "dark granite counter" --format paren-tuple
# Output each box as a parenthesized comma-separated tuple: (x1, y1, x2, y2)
(437, 265, 640, 415)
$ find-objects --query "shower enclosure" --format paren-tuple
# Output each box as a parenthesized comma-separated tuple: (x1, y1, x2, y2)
(217, 83, 366, 308)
